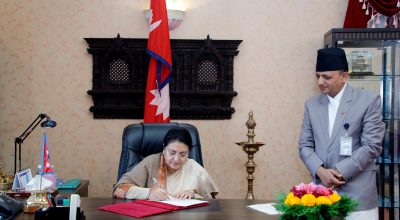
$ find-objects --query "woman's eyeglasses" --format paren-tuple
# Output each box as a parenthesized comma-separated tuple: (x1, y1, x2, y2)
(165, 149, 188, 159)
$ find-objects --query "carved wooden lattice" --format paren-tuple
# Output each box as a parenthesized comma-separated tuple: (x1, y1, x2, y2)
(108, 59, 130, 85)
(85, 34, 242, 119)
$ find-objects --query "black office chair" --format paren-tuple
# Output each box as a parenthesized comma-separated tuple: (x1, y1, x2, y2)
(116, 123, 204, 182)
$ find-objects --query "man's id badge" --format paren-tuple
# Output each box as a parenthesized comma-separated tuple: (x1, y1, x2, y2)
(340, 136, 352, 156)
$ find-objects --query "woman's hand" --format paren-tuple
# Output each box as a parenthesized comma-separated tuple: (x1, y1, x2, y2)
(173, 190, 194, 200)
(148, 186, 170, 201)
(113, 183, 134, 198)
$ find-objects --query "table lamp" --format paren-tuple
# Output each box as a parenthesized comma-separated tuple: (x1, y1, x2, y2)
(14, 113, 57, 174)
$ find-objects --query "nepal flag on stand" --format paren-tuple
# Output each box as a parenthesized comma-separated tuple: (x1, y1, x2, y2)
(40, 132, 54, 175)
(144, 0, 172, 123)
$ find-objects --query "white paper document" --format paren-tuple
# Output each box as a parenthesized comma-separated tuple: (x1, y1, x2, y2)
(158, 199, 208, 207)
(24, 175, 53, 192)
(247, 203, 282, 215)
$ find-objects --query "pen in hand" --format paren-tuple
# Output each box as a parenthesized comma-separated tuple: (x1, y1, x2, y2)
(152, 177, 160, 187)
(152, 177, 174, 200)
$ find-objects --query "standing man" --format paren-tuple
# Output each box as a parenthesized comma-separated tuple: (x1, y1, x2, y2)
(299, 47, 385, 220)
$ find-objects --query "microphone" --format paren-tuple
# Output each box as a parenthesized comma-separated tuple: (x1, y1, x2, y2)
(41, 117, 57, 128)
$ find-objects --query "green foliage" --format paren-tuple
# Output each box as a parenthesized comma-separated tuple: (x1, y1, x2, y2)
(274, 194, 358, 220)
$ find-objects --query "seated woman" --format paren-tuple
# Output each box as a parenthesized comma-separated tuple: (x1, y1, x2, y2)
(113, 127, 218, 200)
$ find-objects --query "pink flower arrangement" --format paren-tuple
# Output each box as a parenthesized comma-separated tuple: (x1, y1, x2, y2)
(291, 182, 333, 198)
(274, 182, 357, 220)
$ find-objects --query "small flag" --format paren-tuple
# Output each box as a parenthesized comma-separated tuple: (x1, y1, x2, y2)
(40, 131, 54, 175)
(144, 0, 172, 123)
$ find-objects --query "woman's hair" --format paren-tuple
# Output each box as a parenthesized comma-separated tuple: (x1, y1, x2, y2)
(163, 127, 192, 149)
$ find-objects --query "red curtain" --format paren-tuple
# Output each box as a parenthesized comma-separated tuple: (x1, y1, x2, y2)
(343, 0, 400, 28)
(344, 0, 372, 28)
(368, 0, 400, 16)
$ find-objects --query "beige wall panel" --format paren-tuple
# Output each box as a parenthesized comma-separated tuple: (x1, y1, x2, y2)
(0, 0, 347, 198)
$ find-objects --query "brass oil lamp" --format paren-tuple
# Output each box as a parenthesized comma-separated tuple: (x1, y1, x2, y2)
(236, 111, 265, 199)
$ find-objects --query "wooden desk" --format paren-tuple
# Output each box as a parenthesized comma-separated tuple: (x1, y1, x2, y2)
(58, 180, 89, 197)
(15, 198, 280, 220)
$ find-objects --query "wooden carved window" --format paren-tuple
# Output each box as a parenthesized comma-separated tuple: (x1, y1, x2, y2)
(85, 34, 242, 119)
